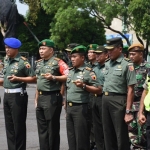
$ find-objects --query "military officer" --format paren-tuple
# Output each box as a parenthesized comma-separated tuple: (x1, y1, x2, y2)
(65, 43, 80, 67)
(87, 44, 99, 69)
(92, 46, 109, 150)
(0, 37, 36, 150)
(128, 43, 150, 149)
(35, 39, 69, 150)
(66, 45, 101, 150)
(102, 37, 137, 150)
(87, 44, 99, 149)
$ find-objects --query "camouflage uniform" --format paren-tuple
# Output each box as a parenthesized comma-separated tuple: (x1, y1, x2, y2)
(129, 61, 150, 149)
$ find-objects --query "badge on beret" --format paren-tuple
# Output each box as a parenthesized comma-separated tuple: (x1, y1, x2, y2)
(90, 44, 92, 48)
(42, 42, 46, 45)
(76, 48, 79, 51)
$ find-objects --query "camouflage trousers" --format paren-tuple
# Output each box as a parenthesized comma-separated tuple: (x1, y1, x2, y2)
(128, 102, 147, 150)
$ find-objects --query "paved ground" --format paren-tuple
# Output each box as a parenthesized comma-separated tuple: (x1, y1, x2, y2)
(0, 86, 68, 150)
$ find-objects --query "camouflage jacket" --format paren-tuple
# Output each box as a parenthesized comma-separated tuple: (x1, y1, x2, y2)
(134, 60, 150, 98)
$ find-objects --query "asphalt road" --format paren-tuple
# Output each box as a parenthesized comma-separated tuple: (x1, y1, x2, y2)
(0, 86, 68, 150)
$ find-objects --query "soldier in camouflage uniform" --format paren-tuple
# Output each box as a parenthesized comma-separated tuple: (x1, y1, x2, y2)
(128, 43, 150, 149)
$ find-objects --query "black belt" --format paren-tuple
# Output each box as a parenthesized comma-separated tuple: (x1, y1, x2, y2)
(38, 90, 60, 95)
(67, 102, 87, 107)
(95, 94, 103, 97)
(104, 92, 127, 96)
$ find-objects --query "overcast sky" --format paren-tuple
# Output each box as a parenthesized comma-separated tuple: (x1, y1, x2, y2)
(16, 0, 29, 16)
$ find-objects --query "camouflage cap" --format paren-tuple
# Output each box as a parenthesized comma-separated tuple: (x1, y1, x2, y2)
(105, 37, 123, 50)
(71, 45, 86, 54)
(128, 43, 144, 52)
(87, 44, 98, 51)
(38, 39, 54, 48)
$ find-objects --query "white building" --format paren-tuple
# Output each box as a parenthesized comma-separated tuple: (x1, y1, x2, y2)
(105, 18, 140, 44)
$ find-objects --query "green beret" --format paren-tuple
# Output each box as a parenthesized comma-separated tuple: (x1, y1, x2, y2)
(71, 45, 86, 54)
(105, 38, 123, 50)
(38, 39, 54, 48)
(122, 45, 129, 53)
(94, 45, 107, 53)
(87, 44, 98, 51)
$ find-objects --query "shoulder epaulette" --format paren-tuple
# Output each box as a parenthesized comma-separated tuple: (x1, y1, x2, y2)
(21, 56, 27, 61)
(124, 57, 130, 62)
(54, 57, 60, 61)
(37, 59, 42, 62)
(105, 58, 110, 62)
(85, 67, 92, 71)
(69, 67, 73, 70)
(128, 62, 133, 66)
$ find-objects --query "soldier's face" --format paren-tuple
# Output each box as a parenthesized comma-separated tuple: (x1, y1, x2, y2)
(71, 53, 84, 68)
(67, 51, 71, 59)
(108, 46, 122, 60)
(96, 52, 108, 64)
(129, 51, 143, 64)
(5, 45, 18, 58)
(39, 46, 53, 60)
(88, 50, 96, 61)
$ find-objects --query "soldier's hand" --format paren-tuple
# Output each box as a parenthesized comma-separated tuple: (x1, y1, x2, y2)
(138, 113, 146, 126)
(73, 80, 83, 88)
(35, 99, 37, 108)
(43, 73, 53, 80)
(8, 75, 18, 82)
(124, 113, 133, 124)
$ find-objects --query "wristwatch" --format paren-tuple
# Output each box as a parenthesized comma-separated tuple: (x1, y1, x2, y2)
(82, 84, 86, 90)
(126, 109, 132, 114)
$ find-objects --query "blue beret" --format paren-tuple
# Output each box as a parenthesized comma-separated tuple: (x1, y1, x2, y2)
(4, 38, 22, 49)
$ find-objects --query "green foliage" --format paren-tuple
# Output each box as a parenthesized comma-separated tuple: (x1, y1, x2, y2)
(50, 7, 105, 48)
(16, 9, 54, 56)
(40, 0, 106, 48)
(20, 0, 41, 24)
(128, 0, 150, 40)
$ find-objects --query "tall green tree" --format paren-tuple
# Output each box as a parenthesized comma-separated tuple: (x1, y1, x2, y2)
(40, 0, 149, 45)
(16, 9, 54, 57)
(128, 0, 150, 56)
(50, 7, 105, 48)
(15, 0, 150, 56)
